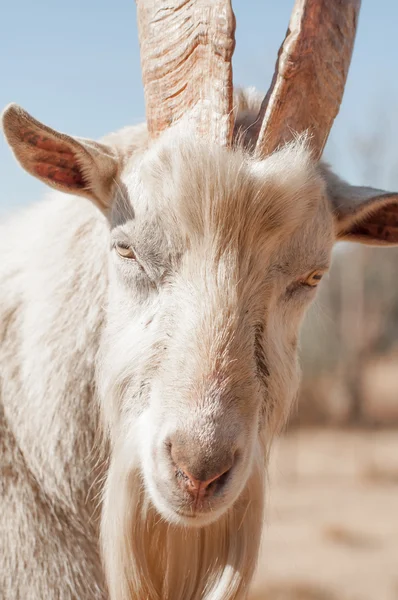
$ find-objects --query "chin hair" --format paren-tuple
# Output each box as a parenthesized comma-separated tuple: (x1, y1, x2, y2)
(100, 434, 267, 600)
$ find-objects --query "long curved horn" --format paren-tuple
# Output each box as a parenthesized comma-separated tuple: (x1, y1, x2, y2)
(255, 0, 361, 160)
(136, 0, 236, 146)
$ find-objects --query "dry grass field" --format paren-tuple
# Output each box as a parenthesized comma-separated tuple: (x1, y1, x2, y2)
(250, 429, 398, 600)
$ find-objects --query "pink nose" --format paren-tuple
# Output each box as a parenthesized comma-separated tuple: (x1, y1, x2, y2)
(168, 438, 234, 500)
(176, 466, 232, 499)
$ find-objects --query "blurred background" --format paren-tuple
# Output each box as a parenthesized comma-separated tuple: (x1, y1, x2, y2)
(1, 1, 398, 599)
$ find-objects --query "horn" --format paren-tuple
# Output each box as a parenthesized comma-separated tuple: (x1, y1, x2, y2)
(136, 0, 236, 146)
(255, 0, 361, 160)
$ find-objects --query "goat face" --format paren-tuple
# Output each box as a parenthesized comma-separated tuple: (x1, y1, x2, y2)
(98, 131, 334, 527)
(5, 104, 398, 532)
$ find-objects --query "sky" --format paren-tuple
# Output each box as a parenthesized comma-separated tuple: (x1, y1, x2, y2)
(1, 0, 398, 214)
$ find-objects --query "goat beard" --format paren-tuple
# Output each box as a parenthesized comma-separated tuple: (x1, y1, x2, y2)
(100, 434, 267, 600)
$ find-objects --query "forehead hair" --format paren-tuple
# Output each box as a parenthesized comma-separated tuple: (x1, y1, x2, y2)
(116, 130, 327, 260)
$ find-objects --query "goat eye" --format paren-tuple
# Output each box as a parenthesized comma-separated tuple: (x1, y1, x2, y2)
(300, 270, 324, 287)
(115, 243, 136, 260)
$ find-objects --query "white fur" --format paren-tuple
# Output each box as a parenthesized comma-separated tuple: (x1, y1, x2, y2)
(0, 90, 343, 599)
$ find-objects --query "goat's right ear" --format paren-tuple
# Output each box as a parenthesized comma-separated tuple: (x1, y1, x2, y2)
(1, 104, 119, 211)
(321, 164, 398, 246)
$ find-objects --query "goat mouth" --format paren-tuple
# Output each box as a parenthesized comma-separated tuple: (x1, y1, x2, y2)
(171, 507, 224, 527)
(172, 496, 229, 521)
(173, 502, 213, 518)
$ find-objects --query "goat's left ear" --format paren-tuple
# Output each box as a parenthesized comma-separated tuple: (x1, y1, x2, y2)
(321, 164, 398, 246)
(1, 103, 119, 211)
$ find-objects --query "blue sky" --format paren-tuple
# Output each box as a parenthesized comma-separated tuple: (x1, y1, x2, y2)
(1, 0, 398, 214)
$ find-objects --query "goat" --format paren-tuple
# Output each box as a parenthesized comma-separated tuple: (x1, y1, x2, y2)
(1, 1, 397, 599)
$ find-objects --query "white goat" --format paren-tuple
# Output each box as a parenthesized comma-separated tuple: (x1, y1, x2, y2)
(1, 2, 398, 600)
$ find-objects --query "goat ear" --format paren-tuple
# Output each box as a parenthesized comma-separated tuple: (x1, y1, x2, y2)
(322, 164, 398, 246)
(1, 104, 119, 211)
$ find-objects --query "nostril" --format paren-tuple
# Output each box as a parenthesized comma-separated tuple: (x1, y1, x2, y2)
(204, 466, 231, 490)
(213, 466, 232, 489)
(165, 438, 173, 456)
(176, 465, 232, 499)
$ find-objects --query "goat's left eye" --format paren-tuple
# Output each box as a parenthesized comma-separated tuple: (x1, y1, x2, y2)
(115, 243, 136, 260)
(300, 270, 324, 287)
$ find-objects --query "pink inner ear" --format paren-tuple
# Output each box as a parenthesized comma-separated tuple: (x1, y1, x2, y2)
(21, 127, 71, 153)
(21, 127, 86, 189)
(32, 163, 85, 188)
(348, 204, 398, 243)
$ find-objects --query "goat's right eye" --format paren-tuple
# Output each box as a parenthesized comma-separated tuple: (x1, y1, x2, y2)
(115, 243, 136, 260)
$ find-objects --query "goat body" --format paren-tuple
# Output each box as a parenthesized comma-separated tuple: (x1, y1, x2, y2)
(1, 90, 398, 600)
